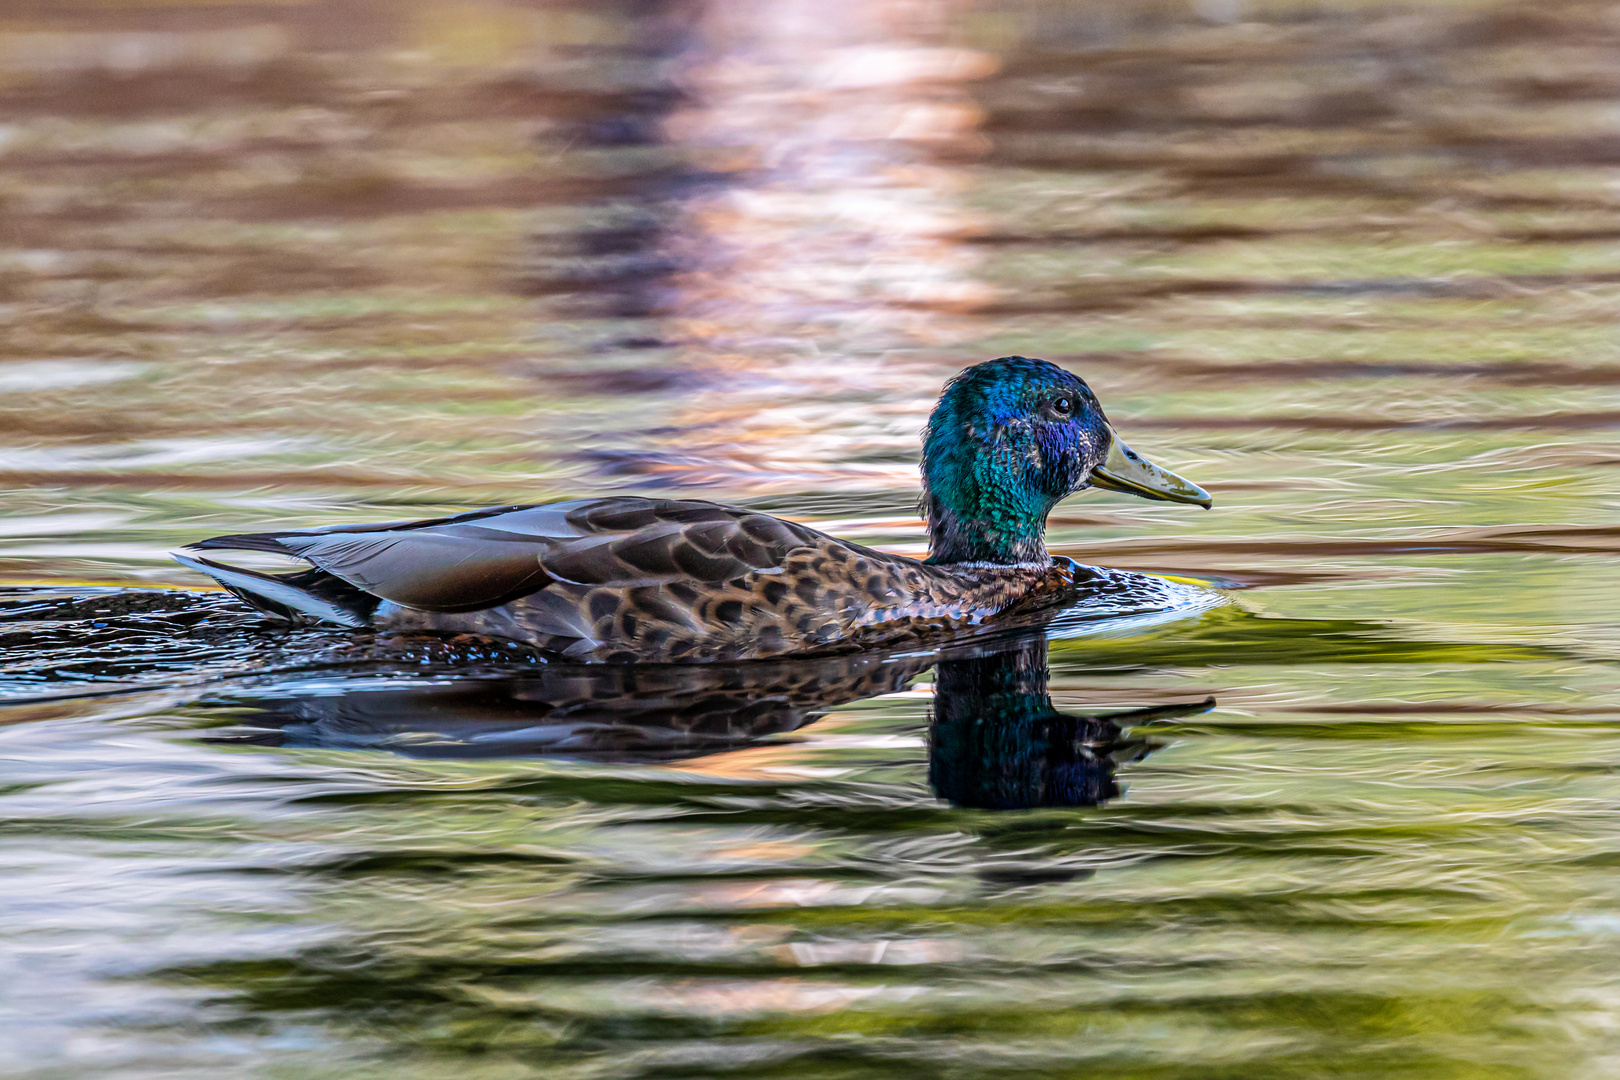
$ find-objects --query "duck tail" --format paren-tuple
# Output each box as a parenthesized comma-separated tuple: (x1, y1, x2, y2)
(171, 549, 379, 628)
(187, 530, 304, 555)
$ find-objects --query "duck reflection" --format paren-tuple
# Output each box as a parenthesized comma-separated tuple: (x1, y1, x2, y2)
(213, 632, 1211, 807)
(211, 648, 932, 762)
(929, 637, 1211, 810)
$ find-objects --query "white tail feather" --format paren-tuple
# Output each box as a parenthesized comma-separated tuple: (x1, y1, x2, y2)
(171, 550, 368, 628)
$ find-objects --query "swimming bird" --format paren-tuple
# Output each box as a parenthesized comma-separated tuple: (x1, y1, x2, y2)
(174, 356, 1211, 662)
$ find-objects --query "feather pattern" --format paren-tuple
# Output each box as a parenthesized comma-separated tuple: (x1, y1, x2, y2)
(180, 496, 1081, 661)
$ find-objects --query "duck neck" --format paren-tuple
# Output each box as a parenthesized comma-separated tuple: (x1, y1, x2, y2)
(920, 391, 1064, 567)
(923, 497, 1050, 566)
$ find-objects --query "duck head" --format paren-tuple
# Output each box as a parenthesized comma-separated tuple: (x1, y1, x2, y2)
(921, 356, 1210, 565)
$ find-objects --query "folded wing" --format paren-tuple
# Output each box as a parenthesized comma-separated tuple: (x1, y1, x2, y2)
(178, 497, 823, 626)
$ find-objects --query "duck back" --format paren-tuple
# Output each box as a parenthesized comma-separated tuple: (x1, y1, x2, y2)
(178, 497, 1070, 662)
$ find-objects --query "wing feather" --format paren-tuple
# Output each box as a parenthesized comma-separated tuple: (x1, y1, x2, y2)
(186, 498, 821, 622)
(275, 531, 552, 612)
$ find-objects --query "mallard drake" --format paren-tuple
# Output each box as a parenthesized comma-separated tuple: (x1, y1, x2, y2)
(174, 356, 1211, 662)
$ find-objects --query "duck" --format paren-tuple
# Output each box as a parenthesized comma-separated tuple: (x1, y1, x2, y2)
(173, 356, 1212, 663)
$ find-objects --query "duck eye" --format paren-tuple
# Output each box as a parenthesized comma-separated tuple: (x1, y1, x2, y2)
(1051, 396, 1073, 417)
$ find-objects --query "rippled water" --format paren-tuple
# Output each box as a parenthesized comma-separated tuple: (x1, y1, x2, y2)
(6, 0, 1620, 1075)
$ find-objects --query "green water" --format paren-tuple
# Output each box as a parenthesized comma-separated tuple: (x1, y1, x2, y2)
(5, 0, 1620, 1075)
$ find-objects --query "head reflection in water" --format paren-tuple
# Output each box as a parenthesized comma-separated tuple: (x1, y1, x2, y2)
(928, 637, 1210, 810)
(214, 632, 1210, 809)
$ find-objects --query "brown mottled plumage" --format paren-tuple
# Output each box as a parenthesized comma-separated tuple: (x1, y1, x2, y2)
(180, 496, 1082, 662)
(175, 357, 1212, 662)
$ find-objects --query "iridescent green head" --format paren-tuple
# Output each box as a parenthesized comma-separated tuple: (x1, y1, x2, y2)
(920, 356, 1211, 565)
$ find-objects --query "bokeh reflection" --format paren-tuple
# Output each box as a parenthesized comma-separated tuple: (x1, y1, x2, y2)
(531, 0, 999, 494)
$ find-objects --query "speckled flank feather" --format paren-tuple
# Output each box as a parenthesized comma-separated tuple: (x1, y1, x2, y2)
(375, 498, 1082, 661)
(184, 496, 1086, 662)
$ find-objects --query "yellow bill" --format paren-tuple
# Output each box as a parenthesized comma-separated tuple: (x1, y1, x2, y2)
(1090, 426, 1212, 508)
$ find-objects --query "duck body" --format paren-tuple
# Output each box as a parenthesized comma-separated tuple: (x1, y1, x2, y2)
(177, 357, 1212, 663)
(178, 496, 1083, 662)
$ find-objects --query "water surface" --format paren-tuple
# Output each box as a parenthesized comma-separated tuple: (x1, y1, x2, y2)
(4, 1, 1620, 1076)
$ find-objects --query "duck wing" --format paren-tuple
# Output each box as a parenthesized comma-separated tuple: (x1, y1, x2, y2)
(180, 497, 825, 623)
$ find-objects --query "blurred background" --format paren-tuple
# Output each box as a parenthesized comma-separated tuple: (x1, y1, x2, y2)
(5, 0, 1620, 1077)
(4, 0, 1617, 582)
